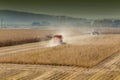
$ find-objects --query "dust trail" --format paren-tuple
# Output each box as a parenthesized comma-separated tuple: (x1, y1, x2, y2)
(46, 28, 98, 47)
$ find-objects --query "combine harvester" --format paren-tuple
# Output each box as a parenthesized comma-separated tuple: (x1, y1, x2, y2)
(48, 35, 66, 47)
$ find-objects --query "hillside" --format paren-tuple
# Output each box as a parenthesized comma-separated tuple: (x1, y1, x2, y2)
(0, 10, 86, 28)
(0, 10, 120, 28)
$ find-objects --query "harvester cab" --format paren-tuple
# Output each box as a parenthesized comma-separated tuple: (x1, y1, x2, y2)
(52, 35, 63, 45)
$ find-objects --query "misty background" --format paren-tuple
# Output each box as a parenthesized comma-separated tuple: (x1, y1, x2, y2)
(0, 0, 120, 29)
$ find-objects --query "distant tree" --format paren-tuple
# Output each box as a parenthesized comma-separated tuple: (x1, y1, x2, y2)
(32, 22, 41, 26)
(32, 21, 50, 26)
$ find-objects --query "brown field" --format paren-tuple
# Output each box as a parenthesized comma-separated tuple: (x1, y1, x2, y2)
(0, 34, 120, 67)
(0, 42, 120, 80)
(0, 28, 119, 47)
(0, 29, 55, 47)
(0, 29, 120, 80)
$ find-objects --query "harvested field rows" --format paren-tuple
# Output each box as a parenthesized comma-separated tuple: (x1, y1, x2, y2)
(0, 50, 120, 80)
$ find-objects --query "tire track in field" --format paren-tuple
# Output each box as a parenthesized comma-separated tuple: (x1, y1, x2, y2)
(0, 41, 48, 56)
(18, 70, 45, 80)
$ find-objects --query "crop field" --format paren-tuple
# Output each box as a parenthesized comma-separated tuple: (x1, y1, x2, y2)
(0, 29, 120, 80)
(0, 29, 55, 47)
(0, 34, 120, 67)
(0, 49, 120, 80)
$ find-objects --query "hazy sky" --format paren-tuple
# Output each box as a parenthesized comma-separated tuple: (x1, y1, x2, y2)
(0, 0, 120, 19)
